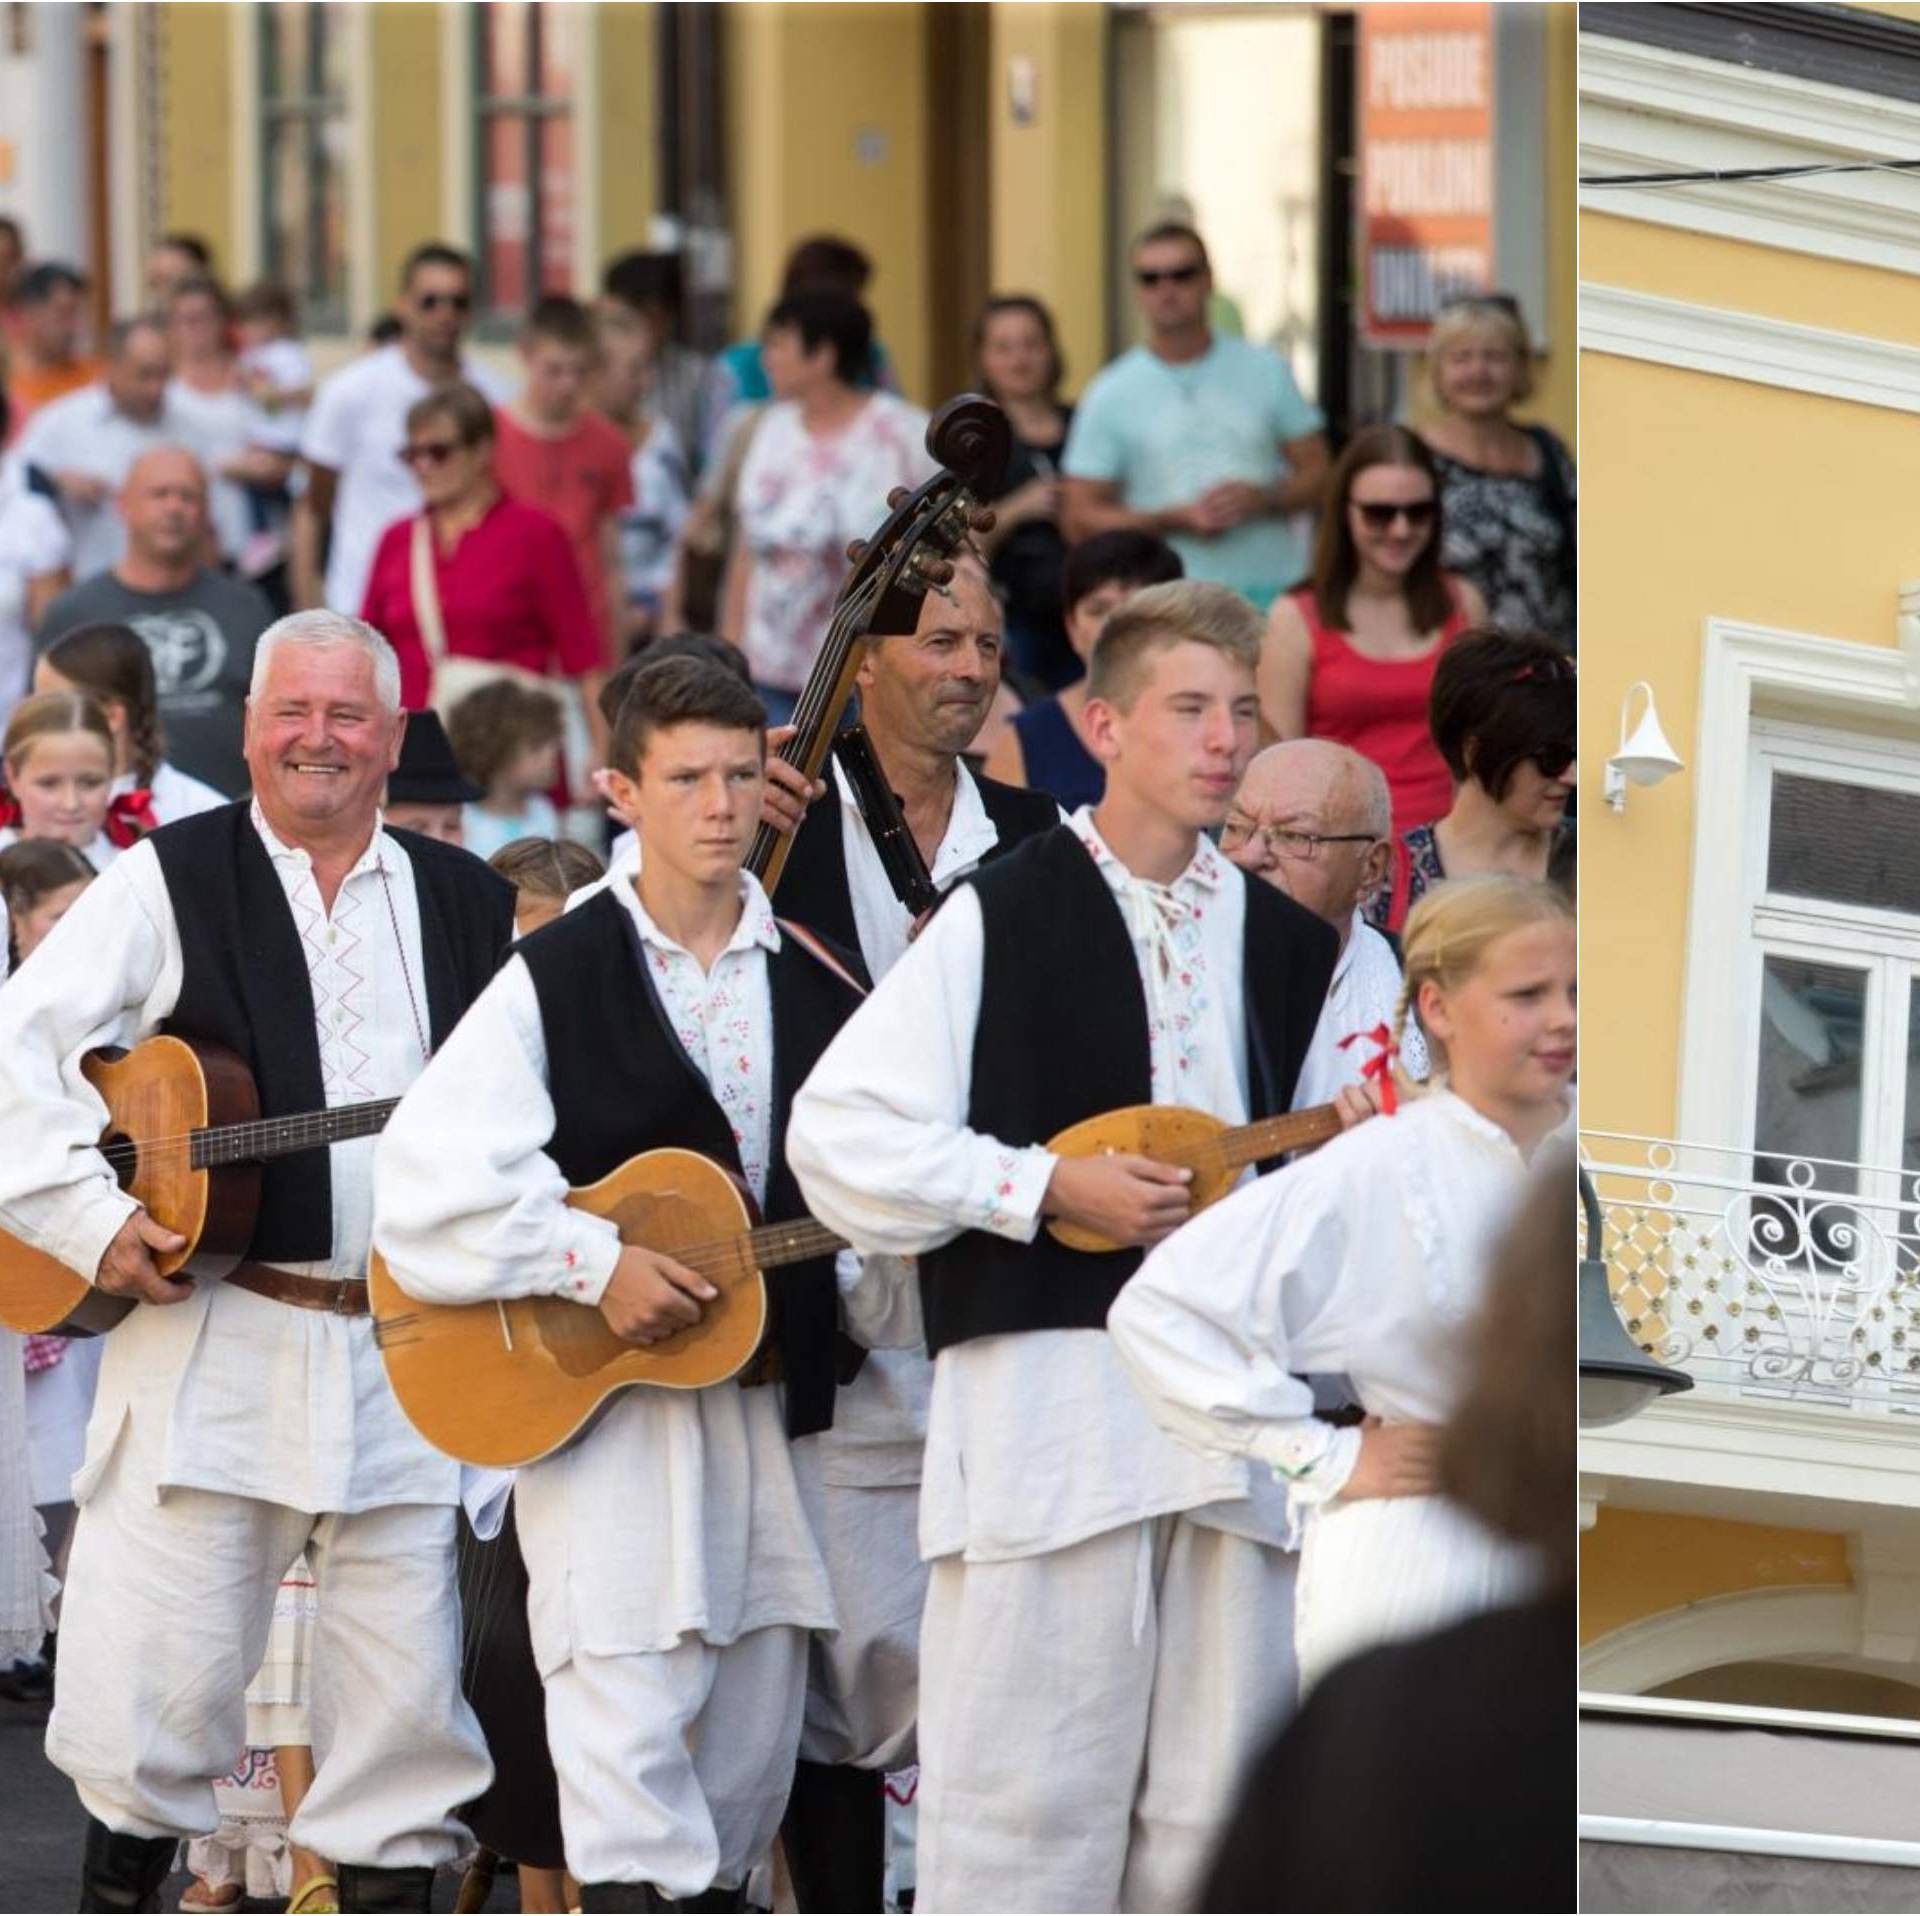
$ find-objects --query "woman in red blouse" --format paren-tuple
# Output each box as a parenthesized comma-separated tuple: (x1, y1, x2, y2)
(359, 382, 603, 715)
(1259, 425, 1485, 841)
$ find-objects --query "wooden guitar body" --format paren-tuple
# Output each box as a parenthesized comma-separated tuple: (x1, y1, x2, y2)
(1044, 1105, 1237, 1254)
(370, 1148, 774, 1469)
(0, 1036, 260, 1335)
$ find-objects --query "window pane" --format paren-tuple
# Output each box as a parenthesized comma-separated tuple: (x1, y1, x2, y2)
(483, 113, 531, 316)
(1768, 772, 1920, 915)
(1754, 956, 1866, 1193)
(264, 115, 346, 330)
(539, 112, 574, 295)
(484, 0, 529, 99)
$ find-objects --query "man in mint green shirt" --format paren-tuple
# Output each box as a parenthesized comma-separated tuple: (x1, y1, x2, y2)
(1063, 223, 1330, 610)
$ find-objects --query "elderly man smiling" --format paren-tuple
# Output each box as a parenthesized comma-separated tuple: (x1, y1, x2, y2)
(1221, 738, 1427, 1103)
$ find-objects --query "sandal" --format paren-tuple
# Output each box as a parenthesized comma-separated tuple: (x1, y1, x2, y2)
(287, 1875, 341, 1914)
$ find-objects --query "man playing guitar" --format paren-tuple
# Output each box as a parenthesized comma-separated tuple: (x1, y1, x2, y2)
(788, 581, 1373, 1913)
(372, 657, 888, 1913)
(0, 611, 511, 1912)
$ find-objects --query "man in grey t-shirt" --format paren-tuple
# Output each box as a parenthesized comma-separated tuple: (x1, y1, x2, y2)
(34, 449, 272, 797)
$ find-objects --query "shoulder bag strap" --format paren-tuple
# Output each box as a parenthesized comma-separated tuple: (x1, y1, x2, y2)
(409, 514, 450, 670)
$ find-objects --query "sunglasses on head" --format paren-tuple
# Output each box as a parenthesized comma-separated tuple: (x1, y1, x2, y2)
(398, 438, 464, 469)
(1135, 264, 1204, 288)
(1351, 500, 1436, 530)
(416, 291, 471, 314)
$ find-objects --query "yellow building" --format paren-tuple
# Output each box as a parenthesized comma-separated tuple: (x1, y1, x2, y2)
(1581, 0, 1920, 1744)
(0, 2, 1574, 443)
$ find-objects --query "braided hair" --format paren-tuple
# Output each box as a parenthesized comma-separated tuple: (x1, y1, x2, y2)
(40, 624, 165, 783)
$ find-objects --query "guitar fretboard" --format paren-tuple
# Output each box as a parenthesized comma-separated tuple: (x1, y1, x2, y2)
(744, 1218, 849, 1271)
(192, 1098, 402, 1170)
(1175, 1103, 1345, 1174)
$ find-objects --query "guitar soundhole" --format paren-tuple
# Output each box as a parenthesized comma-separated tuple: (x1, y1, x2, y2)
(101, 1131, 135, 1192)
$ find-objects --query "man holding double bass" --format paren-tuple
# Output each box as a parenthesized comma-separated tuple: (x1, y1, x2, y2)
(0, 609, 510, 1912)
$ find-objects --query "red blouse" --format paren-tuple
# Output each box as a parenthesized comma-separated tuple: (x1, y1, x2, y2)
(359, 494, 603, 709)
(1296, 579, 1474, 839)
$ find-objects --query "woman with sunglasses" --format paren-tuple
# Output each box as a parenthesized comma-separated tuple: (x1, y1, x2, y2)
(1365, 626, 1576, 934)
(1420, 296, 1576, 651)
(1260, 425, 1483, 842)
(358, 383, 603, 727)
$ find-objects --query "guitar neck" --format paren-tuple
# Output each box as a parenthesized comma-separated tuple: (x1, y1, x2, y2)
(1188, 1103, 1344, 1174)
(743, 1217, 849, 1272)
(195, 1098, 402, 1169)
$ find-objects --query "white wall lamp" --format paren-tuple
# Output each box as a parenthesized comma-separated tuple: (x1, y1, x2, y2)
(1604, 681, 1685, 813)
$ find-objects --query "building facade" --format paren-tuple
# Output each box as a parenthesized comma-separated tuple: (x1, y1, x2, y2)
(0, 2, 1573, 442)
(1580, 0, 1920, 1746)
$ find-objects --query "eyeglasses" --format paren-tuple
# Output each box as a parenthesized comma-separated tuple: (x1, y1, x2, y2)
(1351, 500, 1436, 531)
(416, 291, 471, 314)
(1533, 741, 1577, 779)
(1135, 264, 1204, 288)
(398, 439, 464, 469)
(1220, 817, 1380, 862)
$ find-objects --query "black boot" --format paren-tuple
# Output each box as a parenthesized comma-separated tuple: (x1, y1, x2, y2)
(76, 1818, 178, 1913)
(679, 1888, 751, 1913)
(781, 1759, 886, 1912)
(334, 1863, 436, 1911)
(578, 1886, 676, 1913)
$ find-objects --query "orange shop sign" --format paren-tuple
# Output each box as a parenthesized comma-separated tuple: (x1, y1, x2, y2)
(1359, 3, 1495, 346)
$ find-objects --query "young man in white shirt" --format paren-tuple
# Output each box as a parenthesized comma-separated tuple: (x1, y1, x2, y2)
(0, 612, 511, 1911)
(788, 581, 1368, 1913)
(1221, 738, 1429, 1102)
(373, 657, 887, 1912)
(295, 242, 511, 616)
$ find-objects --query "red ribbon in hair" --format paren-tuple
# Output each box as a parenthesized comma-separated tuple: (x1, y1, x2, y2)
(1337, 1023, 1400, 1114)
(0, 791, 18, 831)
(104, 788, 157, 849)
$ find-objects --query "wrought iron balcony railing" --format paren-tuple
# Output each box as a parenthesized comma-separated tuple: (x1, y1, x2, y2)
(1581, 1132, 1920, 1412)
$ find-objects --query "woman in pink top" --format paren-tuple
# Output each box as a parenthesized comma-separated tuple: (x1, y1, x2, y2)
(359, 382, 603, 713)
(1259, 425, 1484, 839)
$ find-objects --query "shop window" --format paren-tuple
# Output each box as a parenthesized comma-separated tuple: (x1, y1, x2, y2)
(472, 1, 576, 328)
(259, 1, 350, 335)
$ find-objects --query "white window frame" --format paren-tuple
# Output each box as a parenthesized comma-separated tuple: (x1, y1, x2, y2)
(1676, 608, 1920, 1162)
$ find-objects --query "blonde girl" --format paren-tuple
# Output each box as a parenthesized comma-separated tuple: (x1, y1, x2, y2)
(487, 835, 607, 938)
(1110, 875, 1574, 1695)
(0, 692, 122, 868)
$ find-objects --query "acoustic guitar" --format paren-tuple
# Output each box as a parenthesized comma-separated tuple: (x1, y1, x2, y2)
(1043, 1102, 1344, 1254)
(0, 1035, 398, 1336)
(367, 1147, 848, 1469)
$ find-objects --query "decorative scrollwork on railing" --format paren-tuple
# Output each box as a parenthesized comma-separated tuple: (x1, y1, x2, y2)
(1581, 1131, 1920, 1410)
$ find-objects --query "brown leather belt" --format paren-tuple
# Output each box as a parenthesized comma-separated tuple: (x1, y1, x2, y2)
(226, 1262, 370, 1317)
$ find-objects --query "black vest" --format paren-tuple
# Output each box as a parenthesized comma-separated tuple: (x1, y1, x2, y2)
(775, 761, 1060, 978)
(150, 803, 516, 1264)
(918, 827, 1338, 1355)
(516, 888, 864, 1439)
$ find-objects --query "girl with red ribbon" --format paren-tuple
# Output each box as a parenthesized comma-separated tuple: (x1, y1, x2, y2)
(0, 691, 128, 869)
(35, 622, 228, 831)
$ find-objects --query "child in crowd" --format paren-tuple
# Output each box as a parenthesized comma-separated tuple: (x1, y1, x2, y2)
(0, 692, 123, 868)
(487, 835, 607, 937)
(35, 623, 231, 819)
(447, 680, 567, 861)
(234, 282, 314, 443)
(0, 837, 94, 971)
(494, 295, 636, 667)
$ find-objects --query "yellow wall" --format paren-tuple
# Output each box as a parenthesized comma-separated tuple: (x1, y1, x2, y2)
(1580, 346, 1920, 1136)
(1530, 0, 1577, 445)
(725, 4, 934, 401)
(1581, 1511, 1853, 1644)
(597, 3, 657, 262)
(365, 4, 447, 308)
(987, 4, 1109, 405)
(1584, 212, 1920, 351)
(158, 5, 236, 277)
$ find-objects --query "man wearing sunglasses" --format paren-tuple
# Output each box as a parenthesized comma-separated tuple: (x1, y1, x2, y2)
(295, 242, 511, 618)
(1062, 222, 1330, 611)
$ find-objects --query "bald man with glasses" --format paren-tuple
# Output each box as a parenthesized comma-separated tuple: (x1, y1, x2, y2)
(1221, 739, 1428, 1103)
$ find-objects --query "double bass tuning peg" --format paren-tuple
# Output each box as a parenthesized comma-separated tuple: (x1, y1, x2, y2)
(968, 506, 996, 534)
(887, 486, 911, 510)
(846, 539, 871, 565)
